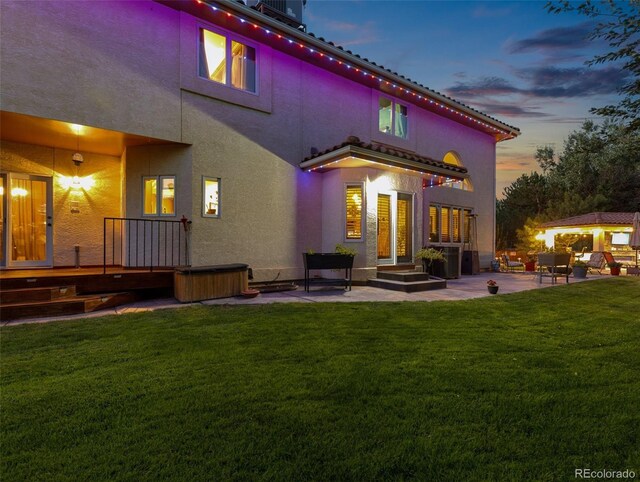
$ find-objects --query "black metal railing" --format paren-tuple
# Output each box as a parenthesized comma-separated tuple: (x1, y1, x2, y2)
(103, 218, 189, 273)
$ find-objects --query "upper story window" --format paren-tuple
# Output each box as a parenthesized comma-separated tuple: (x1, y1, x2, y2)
(379, 97, 408, 139)
(199, 28, 256, 92)
(442, 151, 473, 191)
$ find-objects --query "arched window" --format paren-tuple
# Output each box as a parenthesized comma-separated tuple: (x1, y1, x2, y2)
(442, 151, 473, 191)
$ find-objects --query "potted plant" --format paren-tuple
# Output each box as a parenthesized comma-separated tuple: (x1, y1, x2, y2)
(415, 247, 445, 279)
(524, 254, 536, 272)
(334, 244, 358, 257)
(487, 279, 499, 294)
(572, 259, 588, 278)
(608, 261, 623, 276)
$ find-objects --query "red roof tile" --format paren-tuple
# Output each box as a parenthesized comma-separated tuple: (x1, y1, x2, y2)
(540, 212, 635, 228)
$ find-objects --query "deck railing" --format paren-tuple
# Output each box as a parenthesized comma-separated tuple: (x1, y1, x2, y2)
(103, 218, 189, 273)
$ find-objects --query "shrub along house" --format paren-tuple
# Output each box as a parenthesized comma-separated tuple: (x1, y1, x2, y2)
(0, 0, 520, 285)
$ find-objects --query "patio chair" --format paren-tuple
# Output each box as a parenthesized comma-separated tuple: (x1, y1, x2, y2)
(502, 254, 524, 272)
(574, 246, 588, 260)
(585, 252, 606, 274)
(603, 251, 616, 266)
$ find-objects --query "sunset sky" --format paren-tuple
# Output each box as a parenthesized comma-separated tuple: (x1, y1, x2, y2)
(303, 1, 627, 197)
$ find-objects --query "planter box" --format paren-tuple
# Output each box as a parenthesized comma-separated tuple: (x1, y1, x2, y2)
(174, 264, 249, 302)
(303, 253, 354, 292)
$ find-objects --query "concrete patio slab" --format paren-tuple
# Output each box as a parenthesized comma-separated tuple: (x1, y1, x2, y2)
(2, 271, 614, 326)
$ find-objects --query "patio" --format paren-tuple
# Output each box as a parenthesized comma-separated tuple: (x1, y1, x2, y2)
(3, 270, 612, 325)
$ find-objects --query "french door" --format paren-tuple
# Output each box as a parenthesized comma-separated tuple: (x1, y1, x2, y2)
(1, 173, 53, 268)
(377, 192, 413, 265)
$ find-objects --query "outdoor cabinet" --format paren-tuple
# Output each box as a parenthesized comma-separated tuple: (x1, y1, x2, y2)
(462, 250, 479, 275)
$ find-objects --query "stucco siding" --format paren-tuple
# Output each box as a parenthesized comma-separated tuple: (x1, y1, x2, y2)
(0, 0, 182, 141)
(1, 0, 507, 275)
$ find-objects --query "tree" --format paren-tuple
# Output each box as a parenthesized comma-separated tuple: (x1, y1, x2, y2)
(498, 121, 640, 248)
(543, 121, 640, 214)
(546, 1, 640, 130)
(496, 172, 549, 248)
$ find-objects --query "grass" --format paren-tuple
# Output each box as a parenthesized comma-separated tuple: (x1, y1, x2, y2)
(2, 277, 640, 481)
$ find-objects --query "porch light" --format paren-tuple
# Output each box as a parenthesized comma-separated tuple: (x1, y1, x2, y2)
(59, 174, 95, 191)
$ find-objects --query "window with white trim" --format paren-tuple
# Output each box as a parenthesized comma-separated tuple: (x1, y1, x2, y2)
(143, 176, 175, 216)
(429, 205, 439, 243)
(345, 184, 363, 240)
(379, 97, 407, 139)
(203, 177, 221, 218)
(199, 28, 256, 92)
(430, 204, 472, 244)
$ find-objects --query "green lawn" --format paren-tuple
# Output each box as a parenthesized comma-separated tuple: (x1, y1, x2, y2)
(2, 277, 639, 481)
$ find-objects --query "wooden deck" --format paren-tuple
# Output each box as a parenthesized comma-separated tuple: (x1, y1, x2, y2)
(1, 267, 176, 321)
(0, 267, 174, 293)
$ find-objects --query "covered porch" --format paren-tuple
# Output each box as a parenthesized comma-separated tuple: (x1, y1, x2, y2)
(299, 137, 469, 277)
(0, 111, 189, 270)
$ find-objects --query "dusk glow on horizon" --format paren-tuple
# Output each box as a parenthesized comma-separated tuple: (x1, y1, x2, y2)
(303, 0, 627, 197)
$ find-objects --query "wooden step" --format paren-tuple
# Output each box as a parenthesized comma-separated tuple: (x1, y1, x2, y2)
(1, 292, 137, 322)
(376, 271, 430, 282)
(376, 264, 418, 272)
(0, 286, 76, 305)
(368, 277, 447, 293)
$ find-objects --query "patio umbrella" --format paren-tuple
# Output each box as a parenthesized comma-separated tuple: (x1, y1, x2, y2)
(631, 212, 640, 268)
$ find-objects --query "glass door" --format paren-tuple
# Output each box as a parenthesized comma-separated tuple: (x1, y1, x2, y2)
(6, 173, 53, 267)
(377, 192, 414, 265)
(396, 193, 413, 263)
(377, 194, 392, 263)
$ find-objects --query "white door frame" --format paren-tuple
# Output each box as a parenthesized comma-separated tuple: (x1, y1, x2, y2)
(376, 190, 415, 265)
(4, 172, 54, 268)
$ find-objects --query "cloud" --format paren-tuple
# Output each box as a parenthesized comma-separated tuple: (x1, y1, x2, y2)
(447, 77, 520, 97)
(446, 66, 628, 102)
(515, 65, 629, 98)
(472, 102, 553, 118)
(506, 21, 595, 54)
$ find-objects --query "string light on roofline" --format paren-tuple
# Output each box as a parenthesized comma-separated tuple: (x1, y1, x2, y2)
(305, 158, 465, 185)
(193, 0, 515, 137)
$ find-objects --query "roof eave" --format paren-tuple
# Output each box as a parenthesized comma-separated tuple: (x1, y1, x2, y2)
(168, 0, 520, 139)
(299, 144, 469, 180)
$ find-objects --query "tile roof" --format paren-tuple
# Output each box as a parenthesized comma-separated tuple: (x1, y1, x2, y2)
(301, 136, 468, 176)
(540, 212, 636, 228)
